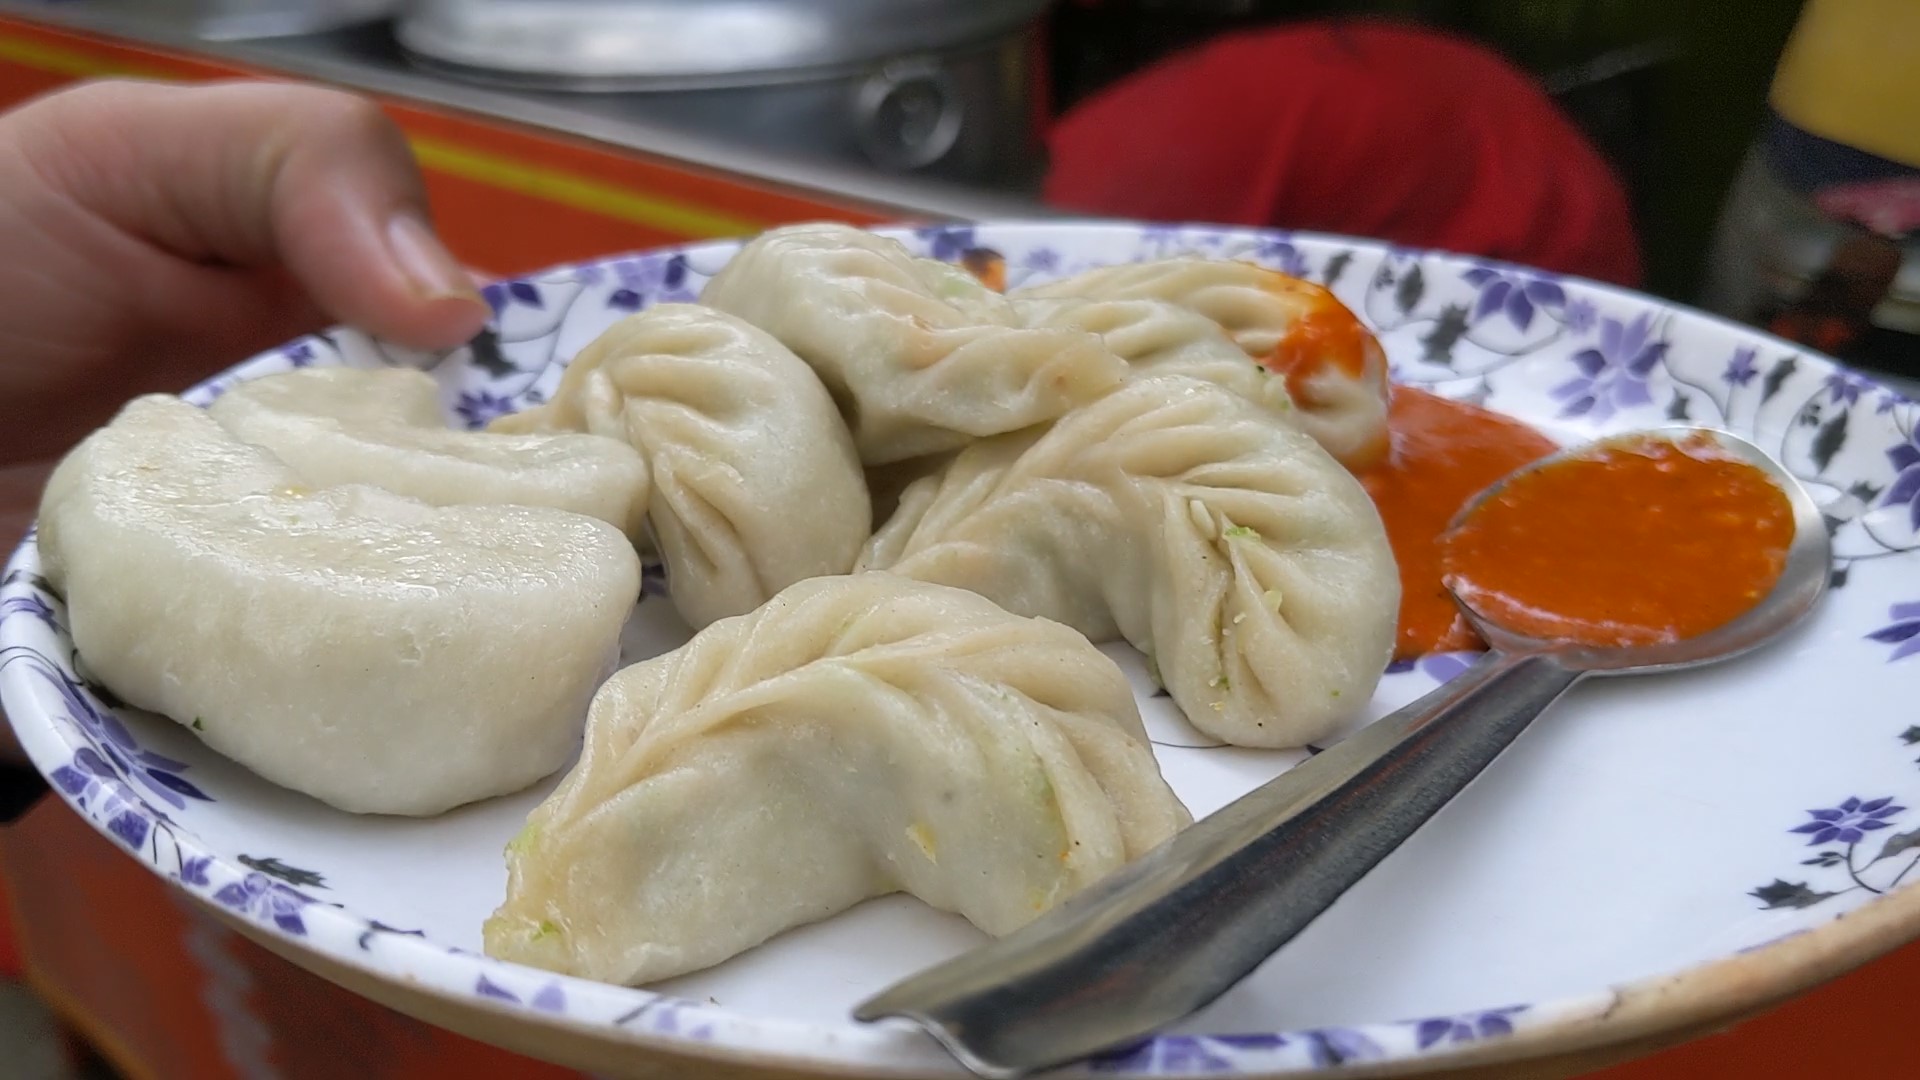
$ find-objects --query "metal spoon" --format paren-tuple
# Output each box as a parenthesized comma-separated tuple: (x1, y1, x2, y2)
(852, 426, 1831, 1079)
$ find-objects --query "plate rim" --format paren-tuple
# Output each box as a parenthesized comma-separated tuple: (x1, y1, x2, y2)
(4, 218, 1918, 1080)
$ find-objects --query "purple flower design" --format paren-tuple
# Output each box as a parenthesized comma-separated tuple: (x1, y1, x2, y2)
(1, 591, 57, 630)
(1090, 1029, 1379, 1071)
(178, 856, 213, 887)
(915, 224, 977, 263)
(454, 390, 516, 429)
(475, 975, 566, 1013)
(1461, 266, 1565, 330)
(43, 735, 156, 849)
(481, 281, 544, 314)
(212, 873, 313, 934)
(282, 341, 317, 368)
(1824, 371, 1876, 406)
(35, 663, 208, 810)
(609, 252, 694, 304)
(1881, 437, 1920, 530)
(1878, 391, 1909, 415)
(1562, 297, 1597, 334)
(1723, 346, 1760, 387)
(1550, 312, 1666, 421)
(49, 746, 114, 809)
(107, 809, 149, 849)
(1421, 651, 1479, 684)
(1790, 796, 1904, 846)
(1091, 1034, 1287, 1074)
(1213, 1035, 1287, 1051)
(1298, 1027, 1384, 1066)
(1090, 1037, 1230, 1073)
(616, 996, 715, 1041)
(1867, 602, 1920, 661)
(1140, 224, 1184, 250)
(1252, 236, 1309, 278)
(1410, 1006, 1526, 1050)
(1022, 247, 1062, 274)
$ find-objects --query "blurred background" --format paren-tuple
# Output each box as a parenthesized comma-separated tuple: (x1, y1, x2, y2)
(0, 1, 1913, 1078)
(4, 0, 1913, 372)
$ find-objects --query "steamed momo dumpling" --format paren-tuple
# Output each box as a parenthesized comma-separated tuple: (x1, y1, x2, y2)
(489, 305, 869, 628)
(208, 366, 650, 539)
(484, 573, 1189, 986)
(1013, 296, 1294, 417)
(37, 396, 641, 816)
(1015, 259, 1391, 470)
(860, 376, 1399, 748)
(699, 222, 1128, 463)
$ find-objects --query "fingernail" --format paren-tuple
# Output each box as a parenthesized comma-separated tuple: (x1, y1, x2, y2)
(386, 212, 484, 304)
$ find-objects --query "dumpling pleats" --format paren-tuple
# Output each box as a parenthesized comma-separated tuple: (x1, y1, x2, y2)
(484, 574, 1188, 986)
(208, 365, 650, 539)
(860, 376, 1399, 748)
(1015, 258, 1391, 470)
(700, 223, 1128, 464)
(491, 304, 870, 629)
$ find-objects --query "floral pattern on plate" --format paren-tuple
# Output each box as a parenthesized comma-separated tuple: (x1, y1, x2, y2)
(4, 222, 1918, 1078)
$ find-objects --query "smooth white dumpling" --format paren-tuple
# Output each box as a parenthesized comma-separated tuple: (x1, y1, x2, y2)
(860, 376, 1399, 748)
(490, 304, 869, 629)
(699, 222, 1128, 463)
(484, 573, 1189, 986)
(208, 366, 650, 540)
(1015, 259, 1391, 470)
(37, 396, 641, 816)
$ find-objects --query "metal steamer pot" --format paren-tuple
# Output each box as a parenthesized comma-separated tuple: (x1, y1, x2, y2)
(395, 0, 1049, 185)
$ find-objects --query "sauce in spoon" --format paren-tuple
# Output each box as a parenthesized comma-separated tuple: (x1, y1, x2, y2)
(1439, 431, 1797, 647)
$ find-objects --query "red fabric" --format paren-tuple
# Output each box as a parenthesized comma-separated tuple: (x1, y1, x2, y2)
(1042, 20, 1643, 286)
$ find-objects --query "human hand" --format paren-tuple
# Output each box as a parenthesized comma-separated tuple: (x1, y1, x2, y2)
(0, 78, 490, 766)
(0, 77, 489, 524)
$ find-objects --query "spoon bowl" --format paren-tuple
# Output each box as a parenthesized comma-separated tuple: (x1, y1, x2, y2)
(1452, 425, 1831, 674)
(853, 425, 1833, 1079)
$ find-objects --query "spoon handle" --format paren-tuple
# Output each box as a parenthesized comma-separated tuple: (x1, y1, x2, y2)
(855, 650, 1585, 1079)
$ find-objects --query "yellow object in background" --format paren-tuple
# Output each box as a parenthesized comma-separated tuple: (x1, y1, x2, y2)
(1769, 0, 1920, 170)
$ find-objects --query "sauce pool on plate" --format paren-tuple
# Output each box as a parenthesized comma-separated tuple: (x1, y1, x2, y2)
(1439, 432, 1795, 648)
(1359, 388, 1560, 657)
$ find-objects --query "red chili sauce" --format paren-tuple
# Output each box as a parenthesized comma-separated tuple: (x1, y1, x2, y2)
(1261, 278, 1379, 391)
(1359, 388, 1559, 657)
(1437, 433, 1795, 648)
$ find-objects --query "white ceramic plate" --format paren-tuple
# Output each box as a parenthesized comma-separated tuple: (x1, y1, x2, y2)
(5, 223, 1920, 1079)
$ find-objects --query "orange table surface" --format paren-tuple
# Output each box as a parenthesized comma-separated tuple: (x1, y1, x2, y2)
(0, 13, 1916, 1080)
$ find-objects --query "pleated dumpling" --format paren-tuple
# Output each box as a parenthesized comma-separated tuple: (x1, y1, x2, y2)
(37, 396, 641, 816)
(489, 304, 869, 629)
(1013, 295, 1295, 417)
(859, 376, 1399, 748)
(208, 366, 650, 539)
(484, 573, 1189, 986)
(699, 222, 1128, 463)
(1015, 258, 1391, 470)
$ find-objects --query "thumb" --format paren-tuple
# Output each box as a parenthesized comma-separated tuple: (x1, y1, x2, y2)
(14, 78, 488, 351)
